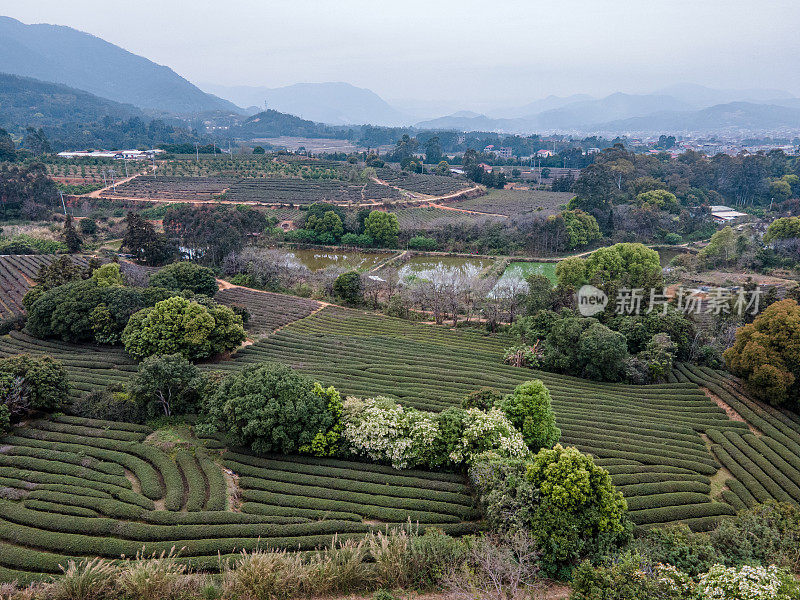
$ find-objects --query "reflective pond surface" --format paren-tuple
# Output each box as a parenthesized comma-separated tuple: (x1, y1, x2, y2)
(287, 249, 390, 271)
(395, 256, 494, 281)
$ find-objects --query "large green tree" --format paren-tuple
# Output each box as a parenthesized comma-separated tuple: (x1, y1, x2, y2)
(496, 379, 560, 452)
(562, 210, 601, 250)
(577, 322, 629, 381)
(122, 296, 246, 361)
(26, 279, 175, 343)
(122, 212, 175, 266)
(525, 445, 631, 578)
(364, 211, 399, 247)
(0, 354, 69, 417)
(149, 262, 218, 297)
(724, 299, 800, 406)
(764, 216, 800, 243)
(63, 214, 82, 253)
(129, 354, 203, 417)
(201, 363, 342, 455)
(583, 242, 662, 300)
(306, 210, 344, 244)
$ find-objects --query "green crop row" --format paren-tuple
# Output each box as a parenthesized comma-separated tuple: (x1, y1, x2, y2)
(717, 431, 793, 504)
(617, 481, 710, 498)
(725, 478, 757, 509)
(29, 420, 143, 443)
(22, 499, 99, 518)
(709, 441, 774, 504)
(176, 451, 206, 512)
(198, 452, 227, 511)
(4, 432, 162, 501)
(237, 476, 474, 519)
(0, 500, 366, 546)
(565, 442, 717, 476)
(1, 444, 125, 476)
(226, 458, 473, 506)
(0, 454, 130, 488)
(0, 514, 369, 558)
(230, 451, 467, 486)
(52, 415, 151, 435)
(720, 490, 746, 512)
(25, 490, 145, 520)
(625, 492, 712, 512)
(611, 472, 710, 486)
(628, 502, 735, 526)
(240, 489, 463, 524)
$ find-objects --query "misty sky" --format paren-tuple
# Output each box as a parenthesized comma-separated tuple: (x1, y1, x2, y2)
(2, 0, 800, 111)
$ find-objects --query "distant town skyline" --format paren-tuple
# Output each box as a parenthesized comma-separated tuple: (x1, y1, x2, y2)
(2, 0, 800, 111)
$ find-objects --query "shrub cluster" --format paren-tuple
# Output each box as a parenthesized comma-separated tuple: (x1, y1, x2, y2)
(199, 363, 342, 456)
(0, 354, 69, 429)
(509, 308, 689, 383)
(26, 278, 176, 343)
(342, 397, 527, 470)
(149, 262, 219, 297)
(471, 445, 632, 579)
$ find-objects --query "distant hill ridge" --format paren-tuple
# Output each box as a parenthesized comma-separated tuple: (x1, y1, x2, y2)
(0, 72, 143, 129)
(0, 16, 240, 114)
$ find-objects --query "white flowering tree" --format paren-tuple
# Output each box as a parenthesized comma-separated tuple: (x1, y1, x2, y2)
(342, 397, 528, 470)
(697, 564, 799, 600)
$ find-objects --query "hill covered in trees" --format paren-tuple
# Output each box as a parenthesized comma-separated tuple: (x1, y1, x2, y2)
(0, 73, 143, 129)
(0, 16, 239, 114)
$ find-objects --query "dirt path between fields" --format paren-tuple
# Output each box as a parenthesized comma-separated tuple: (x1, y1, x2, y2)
(123, 469, 142, 496)
(700, 386, 760, 435)
(85, 164, 156, 198)
(428, 202, 509, 218)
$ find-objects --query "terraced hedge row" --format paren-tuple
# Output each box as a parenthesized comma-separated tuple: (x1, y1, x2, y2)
(0, 255, 96, 320)
(4, 292, 800, 573)
(0, 331, 134, 399)
(0, 416, 479, 580)
(215, 306, 748, 530)
(676, 363, 800, 514)
(215, 286, 320, 335)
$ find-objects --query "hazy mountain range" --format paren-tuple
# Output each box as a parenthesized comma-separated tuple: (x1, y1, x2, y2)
(200, 81, 408, 126)
(0, 16, 237, 114)
(2, 14, 800, 136)
(415, 89, 800, 134)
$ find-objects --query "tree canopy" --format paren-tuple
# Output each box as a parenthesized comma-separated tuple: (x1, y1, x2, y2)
(724, 299, 800, 406)
(584, 243, 663, 298)
(496, 380, 560, 452)
(201, 363, 342, 456)
(150, 262, 218, 297)
(364, 211, 399, 247)
(129, 354, 204, 418)
(122, 296, 246, 361)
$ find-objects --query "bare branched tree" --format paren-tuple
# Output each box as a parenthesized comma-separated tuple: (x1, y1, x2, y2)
(444, 532, 544, 600)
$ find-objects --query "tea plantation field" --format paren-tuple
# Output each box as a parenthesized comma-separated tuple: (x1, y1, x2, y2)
(0, 415, 477, 581)
(2, 288, 800, 581)
(0, 255, 96, 320)
(219, 306, 752, 530)
(215, 286, 321, 335)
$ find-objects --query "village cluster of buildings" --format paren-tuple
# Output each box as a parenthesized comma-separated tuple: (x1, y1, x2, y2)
(56, 149, 165, 160)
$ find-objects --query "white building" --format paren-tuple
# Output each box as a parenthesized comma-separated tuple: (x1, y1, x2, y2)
(56, 149, 164, 160)
(709, 205, 748, 223)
